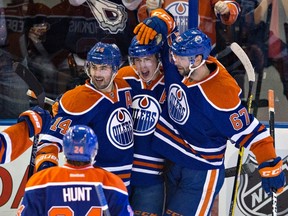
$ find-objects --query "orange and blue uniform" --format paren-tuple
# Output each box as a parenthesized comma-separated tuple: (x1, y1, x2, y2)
(37, 78, 134, 189)
(17, 164, 133, 215)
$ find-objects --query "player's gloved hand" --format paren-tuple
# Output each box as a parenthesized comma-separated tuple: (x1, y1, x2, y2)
(36, 160, 57, 171)
(133, 8, 175, 44)
(18, 106, 51, 137)
(214, 1, 229, 15)
(258, 157, 286, 195)
(35, 146, 59, 172)
(146, 0, 163, 10)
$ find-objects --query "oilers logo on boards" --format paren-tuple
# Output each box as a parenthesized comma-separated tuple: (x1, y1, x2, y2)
(88, 0, 127, 34)
(107, 108, 133, 150)
(238, 155, 288, 215)
(132, 95, 161, 136)
(168, 84, 189, 125)
(164, 0, 189, 34)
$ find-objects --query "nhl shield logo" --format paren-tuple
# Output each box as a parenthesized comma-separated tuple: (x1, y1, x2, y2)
(237, 155, 288, 215)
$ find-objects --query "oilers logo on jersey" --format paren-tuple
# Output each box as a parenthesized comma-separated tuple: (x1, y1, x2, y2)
(132, 94, 161, 136)
(168, 84, 189, 125)
(107, 107, 133, 149)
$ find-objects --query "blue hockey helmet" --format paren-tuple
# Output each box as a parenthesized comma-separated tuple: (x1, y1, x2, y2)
(171, 28, 212, 60)
(63, 125, 98, 162)
(128, 35, 162, 58)
(86, 42, 122, 73)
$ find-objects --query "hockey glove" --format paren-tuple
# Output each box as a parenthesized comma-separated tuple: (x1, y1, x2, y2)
(18, 106, 51, 137)
(258, 157, 286, 195)
(133, 8, 175, 44)
(35, 146, 59, 172)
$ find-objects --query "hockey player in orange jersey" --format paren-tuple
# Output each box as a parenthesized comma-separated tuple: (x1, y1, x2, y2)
(0, 106, 51, 164)
(17, 125, 133, 216)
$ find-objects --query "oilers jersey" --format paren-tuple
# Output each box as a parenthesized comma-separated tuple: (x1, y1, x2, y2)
(117, 66, 166, 186)
(17, 164, 133, 215)
(152, 43, 276, 169)
(0, 122, 32, 164)
(38, 78, 134, 187)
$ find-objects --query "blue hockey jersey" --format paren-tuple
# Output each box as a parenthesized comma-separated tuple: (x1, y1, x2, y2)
(117, 66, 166, 186)
(152, 42, 276, 169)
(38, 77, 134, 187)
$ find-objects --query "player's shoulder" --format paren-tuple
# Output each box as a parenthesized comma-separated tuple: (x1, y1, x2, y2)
(117, 66, 140, 83)
(94, 167, 128, 192)
(60, 84, 103, 114)
(114, 69, 134, 90)
(201, 56, 242, 110)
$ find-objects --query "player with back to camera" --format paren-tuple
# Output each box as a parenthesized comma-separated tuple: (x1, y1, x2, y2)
(34, 42, 135, 191)
(17, 125, 133, 215)
(0, 106, 51, 164)
(117, 35, 166, 215)
(133, 8, 286, 215)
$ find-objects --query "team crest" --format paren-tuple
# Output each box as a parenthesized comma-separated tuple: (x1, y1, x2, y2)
(107, 108, 133, 149)
(168, 84, 189, 125)
(237, 154, 288, 215)
(165, 1, 189, 33)
(131, 94, 161, 136)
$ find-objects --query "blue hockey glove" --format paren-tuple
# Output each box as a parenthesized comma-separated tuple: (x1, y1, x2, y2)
(133, 8, 175, 44)
(18, 106, 51, 137)
(258, 157, 286, 195)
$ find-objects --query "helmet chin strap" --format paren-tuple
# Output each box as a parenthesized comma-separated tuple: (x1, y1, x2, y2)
(186, 60, 205, 78)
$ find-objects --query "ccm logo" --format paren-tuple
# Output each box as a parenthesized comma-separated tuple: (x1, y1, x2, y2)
(262, 167, 282, 177)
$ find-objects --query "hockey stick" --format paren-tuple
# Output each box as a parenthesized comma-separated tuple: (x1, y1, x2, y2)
(14, 62, 45, 180)
(27, 89, 54, 106)
(228, 42, 255, 216)
(268, 89, 277, 216)
(95, 184, 111, 216)
(225, 162, 255, 178)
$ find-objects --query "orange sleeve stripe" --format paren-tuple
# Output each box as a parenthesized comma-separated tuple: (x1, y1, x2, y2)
(239, 133, 253, 148)
(133, 160, 164, 169)
(157, 124, 224, 160)
(201, 153, 225, 160)
(199, 169, 218, 215)
(117, 173, 131, 180)
(156, 124, 191, 149)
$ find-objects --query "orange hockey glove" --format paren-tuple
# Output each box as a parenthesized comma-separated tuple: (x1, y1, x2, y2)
(133, 8, 175, 44)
